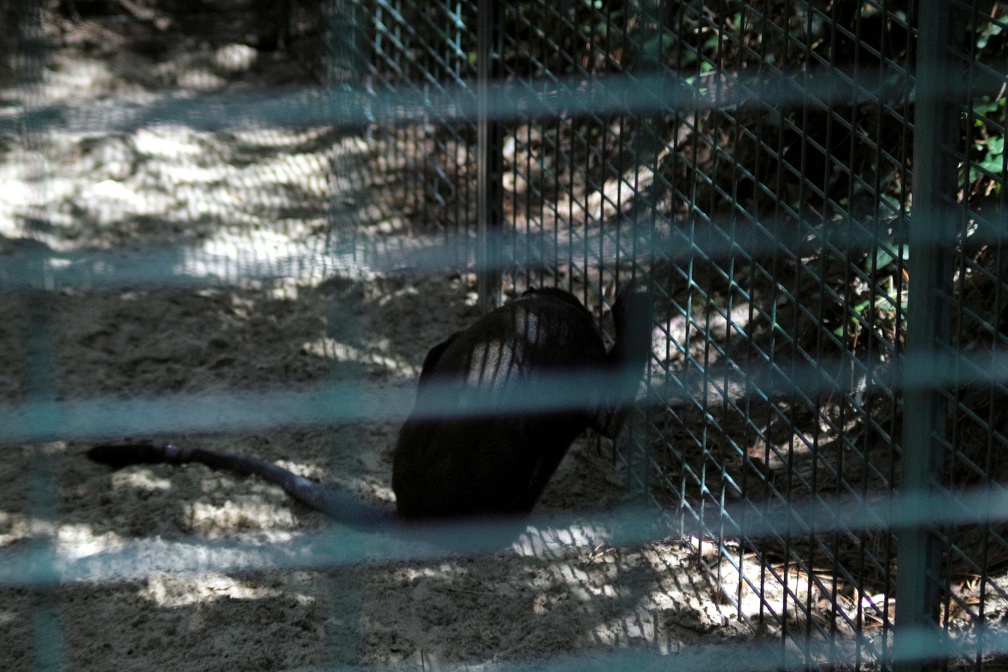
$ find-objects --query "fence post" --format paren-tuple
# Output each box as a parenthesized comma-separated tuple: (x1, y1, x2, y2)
(895, 1, 962, 670)
(10, 0, 66, 668)
(476, 0, 503, 311)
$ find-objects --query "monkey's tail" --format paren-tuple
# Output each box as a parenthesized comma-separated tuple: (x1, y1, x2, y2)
(86, 443, 398, 531)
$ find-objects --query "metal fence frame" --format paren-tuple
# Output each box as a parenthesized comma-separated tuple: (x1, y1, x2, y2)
(2, 0, 1008, 670)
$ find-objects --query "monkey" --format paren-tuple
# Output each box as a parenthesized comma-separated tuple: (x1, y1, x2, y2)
(86, 286, 652, 532)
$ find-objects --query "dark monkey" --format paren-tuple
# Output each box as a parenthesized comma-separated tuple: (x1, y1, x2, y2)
(87, 286, 651, 530)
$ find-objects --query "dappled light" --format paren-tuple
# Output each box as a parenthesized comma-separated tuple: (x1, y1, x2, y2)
(140, 572, 288, 608)
(2, 0, 1007, 671)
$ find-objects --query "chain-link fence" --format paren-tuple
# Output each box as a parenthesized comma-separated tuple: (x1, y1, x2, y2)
(1, 1, 1008, 670)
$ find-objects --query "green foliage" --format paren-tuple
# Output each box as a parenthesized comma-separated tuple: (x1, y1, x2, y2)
(961, 17, 1008, 196)
(833, 243, 909, 346)
(964, 97, 1006, 190)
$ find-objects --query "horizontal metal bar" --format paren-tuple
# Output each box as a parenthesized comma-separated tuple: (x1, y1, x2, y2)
(2, 68, 949, 136)
(0, 343, 1005, 444)
(3, 484, 1008, 588)
(0, 212, 915, 291)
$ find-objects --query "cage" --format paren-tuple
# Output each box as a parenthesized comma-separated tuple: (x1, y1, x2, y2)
(0, 1, 1007, 671)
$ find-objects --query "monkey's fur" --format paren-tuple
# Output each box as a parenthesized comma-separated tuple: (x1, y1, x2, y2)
(87, 286, 651, 529)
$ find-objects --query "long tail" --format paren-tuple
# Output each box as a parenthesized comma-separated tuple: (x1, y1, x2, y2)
(86, 443, 398, 531)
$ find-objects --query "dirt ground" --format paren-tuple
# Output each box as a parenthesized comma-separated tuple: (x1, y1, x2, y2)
(4, 4, 962, 669)
(0, 271, 759, 671)
(0, 11, 767, 671)
(0, 197, 760, 669)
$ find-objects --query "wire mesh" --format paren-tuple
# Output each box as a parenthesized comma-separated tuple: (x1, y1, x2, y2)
(1, 0, 1008, 671)
(490, 1, 912, 666)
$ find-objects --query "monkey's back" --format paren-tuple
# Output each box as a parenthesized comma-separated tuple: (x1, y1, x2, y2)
(392, 288, 609, 519)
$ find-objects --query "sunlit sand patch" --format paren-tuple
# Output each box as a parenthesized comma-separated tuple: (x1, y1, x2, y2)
(139, 572, 288, 607)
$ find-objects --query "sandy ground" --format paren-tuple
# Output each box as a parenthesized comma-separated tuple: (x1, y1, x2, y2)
(0, 21, 763, 670)
(0, 259, 772, 670)
(0, 7, 949, 669)
(1, 271, 756, 671)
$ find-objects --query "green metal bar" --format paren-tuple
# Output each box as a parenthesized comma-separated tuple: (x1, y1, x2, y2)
(477, 0, 503, 311)
(896, 1, 963, 671)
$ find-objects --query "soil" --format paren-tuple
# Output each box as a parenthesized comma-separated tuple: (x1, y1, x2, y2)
(8, 3, 976, 668)
(0, 11, 758, 670)
(1, 272, 756, 671)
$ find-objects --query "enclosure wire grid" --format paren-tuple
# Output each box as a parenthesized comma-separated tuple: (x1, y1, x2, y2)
(2, 0, 1007, 671)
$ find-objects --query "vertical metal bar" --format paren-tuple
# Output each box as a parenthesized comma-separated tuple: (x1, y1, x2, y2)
(26, 281, 62, 672)
(477, 0, 502, 311)
(9, 1, 65, 668)
(895, 1, 961, 671)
